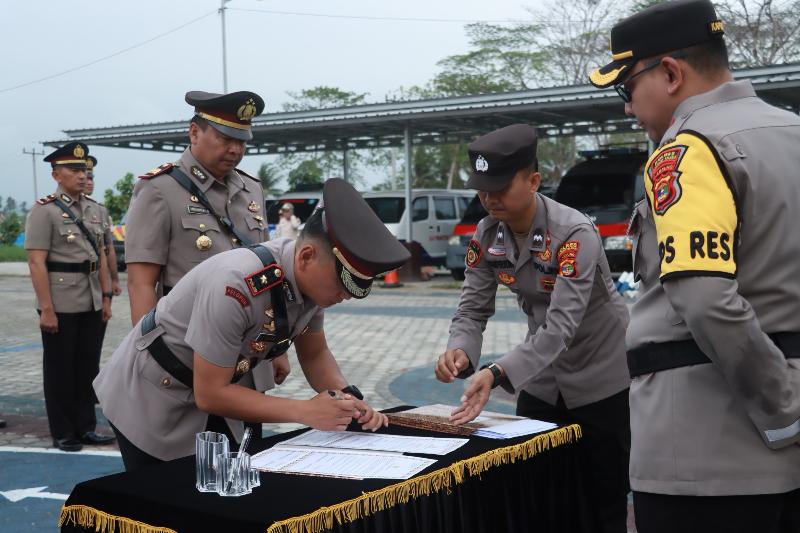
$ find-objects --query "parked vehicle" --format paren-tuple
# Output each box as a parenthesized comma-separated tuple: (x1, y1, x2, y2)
(111, 213, 126, 272)
(554, 147, 647, 272)
(362, 189, 474, 266)
(445, 186, 555, 280)
(266, 186, 324, 238)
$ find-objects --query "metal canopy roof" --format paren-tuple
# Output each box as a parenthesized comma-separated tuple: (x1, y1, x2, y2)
(48, 63, 800, 155)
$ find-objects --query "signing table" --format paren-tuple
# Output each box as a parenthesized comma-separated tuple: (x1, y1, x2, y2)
(60, 410, 590, 533)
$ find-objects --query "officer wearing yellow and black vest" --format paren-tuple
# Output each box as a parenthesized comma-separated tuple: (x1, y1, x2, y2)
(124, 91, 289, 394)
(589, 1, 800, 531)
(25, 142, 116, 452)
(94, 179, 410, 470)
(436, 124, 631, 532)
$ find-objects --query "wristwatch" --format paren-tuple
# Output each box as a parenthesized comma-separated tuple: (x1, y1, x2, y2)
(341, 385, 363, 400)
(102, 292, 113, 299)
(479, 363, 504, 389)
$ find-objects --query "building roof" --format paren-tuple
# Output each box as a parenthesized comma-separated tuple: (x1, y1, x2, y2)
(47, 63, 800, 154)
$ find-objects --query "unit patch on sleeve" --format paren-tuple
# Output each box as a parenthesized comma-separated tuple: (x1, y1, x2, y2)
(647, 144, 689, 215)
(466, 239, 482, 268)
(645, 132, 738, 281)
(557, 241, 580, 278)
(225, 286, 250, 308)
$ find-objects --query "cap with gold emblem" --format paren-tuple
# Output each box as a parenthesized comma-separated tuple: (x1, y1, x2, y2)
(185, 90, 265, 141)
(86, 155, 97, 177)
(466, 124, 537, 192)
(320, 178, 410, 299)
(43, 142, 89, 169)
(589, 0, 725, 89)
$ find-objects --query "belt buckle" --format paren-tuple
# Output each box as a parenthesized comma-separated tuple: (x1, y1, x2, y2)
(89, 261, 97, 273)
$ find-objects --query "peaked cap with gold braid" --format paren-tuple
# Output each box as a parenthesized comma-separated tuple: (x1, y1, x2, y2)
(185, 90, 265, 141)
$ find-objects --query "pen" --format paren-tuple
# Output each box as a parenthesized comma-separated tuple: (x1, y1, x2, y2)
(226, 426, 252, 491)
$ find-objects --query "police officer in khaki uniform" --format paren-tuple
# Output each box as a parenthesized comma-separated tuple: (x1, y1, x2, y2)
(124, 90, 288, 392)
(436, 124, 631, 532)
(95, 179, 410, 470)
(85, 156, 122, 297)
(589, 1, 800, 530)
(25, 142, 116, 452)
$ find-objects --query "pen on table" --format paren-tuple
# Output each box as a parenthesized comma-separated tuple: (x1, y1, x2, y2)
(328, 390, 365, 418)
(226, 426, 252, 489)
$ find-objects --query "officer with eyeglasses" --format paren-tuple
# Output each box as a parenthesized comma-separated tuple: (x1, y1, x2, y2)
(590, 1, 800, 531)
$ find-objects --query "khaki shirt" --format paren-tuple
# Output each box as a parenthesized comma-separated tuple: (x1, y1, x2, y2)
(447, 194, 630, 408)
(125, 148, 268, 287)
(24, 187, 105, 313)
(628, 81, 800, 495)
(94, 239, 324, 461)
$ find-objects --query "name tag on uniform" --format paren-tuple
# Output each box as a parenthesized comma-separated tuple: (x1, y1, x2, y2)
(186, 205, 209, 215)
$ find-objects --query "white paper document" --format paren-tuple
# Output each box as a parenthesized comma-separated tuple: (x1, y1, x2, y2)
(251, 445, 436, 480)
(281, 429, 468, 456)
(472, 418, 558, 439)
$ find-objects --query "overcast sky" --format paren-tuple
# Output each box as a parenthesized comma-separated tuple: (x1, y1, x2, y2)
(2, 0, 538, 206)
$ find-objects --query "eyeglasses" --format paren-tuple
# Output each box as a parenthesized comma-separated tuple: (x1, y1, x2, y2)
(614, 51, 687, 103)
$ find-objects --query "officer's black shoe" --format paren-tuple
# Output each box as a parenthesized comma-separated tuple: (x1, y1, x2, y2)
(53, 438, 83, 452)
(80, 431, 116, 445)
(0, 419, 6, 429)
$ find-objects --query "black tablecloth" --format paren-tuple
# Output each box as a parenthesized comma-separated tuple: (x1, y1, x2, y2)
(60, 410, 591, 533)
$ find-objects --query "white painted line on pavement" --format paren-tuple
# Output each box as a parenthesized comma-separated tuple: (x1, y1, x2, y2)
(1, 486, 69, 502)
(0, 445, 121, 457)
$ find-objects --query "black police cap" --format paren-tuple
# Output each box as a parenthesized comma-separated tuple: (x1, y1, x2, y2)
(185, 90, 266, 141)
(43, 142, 89, 169)
(466, 124, 537, 192)
(589, 0, 725, 88)
(86, 156, 97, 173)
(321, 178, 410, 299)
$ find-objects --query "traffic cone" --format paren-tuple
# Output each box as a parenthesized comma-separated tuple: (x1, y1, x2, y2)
(381, 269, 403, 288)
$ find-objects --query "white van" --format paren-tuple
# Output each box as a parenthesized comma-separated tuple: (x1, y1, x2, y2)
(362, 189, 474, 265)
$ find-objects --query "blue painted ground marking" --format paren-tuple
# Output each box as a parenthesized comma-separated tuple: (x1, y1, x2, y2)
(0, 449, 123, 532)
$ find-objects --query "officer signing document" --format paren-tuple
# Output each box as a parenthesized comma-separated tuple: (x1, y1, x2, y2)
(95, 179, 410, 471)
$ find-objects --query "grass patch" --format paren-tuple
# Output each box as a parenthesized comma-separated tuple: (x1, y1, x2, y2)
(0, 245, 27, 262)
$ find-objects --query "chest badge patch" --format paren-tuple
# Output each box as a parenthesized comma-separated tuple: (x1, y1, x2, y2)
(466, 239, 482, 268)
(557, 241, 579, 278)
(536, 231, 552, 262)
(497, 272, 516, 285)
(196, 234, 213, 251)
(540, 276, 556, 292)
(648, 144, 688, 215)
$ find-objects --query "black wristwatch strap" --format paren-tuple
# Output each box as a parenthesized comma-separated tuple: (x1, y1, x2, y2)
(102, 292, 113, 299)
(480, 363, 503, 389)
(341, 385, 363, 400)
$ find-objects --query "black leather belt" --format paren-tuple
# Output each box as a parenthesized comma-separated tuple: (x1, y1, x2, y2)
(627, 333, 800, 378)
(46, 260, 97, 274)
(141, 309, 257, 389)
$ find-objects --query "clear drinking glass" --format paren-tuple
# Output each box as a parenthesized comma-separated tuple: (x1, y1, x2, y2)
(195, 431, 230, 493)
(216, 451, 252, 497)
(249, 467, 261, 489)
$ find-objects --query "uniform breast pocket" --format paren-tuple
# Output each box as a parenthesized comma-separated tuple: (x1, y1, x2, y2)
(57, 225, 79, 245)
(181, 215, 222, 254)
(245, 216, 267, 239)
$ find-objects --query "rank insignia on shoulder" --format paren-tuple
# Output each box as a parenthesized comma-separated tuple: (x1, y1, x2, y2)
(497, 272, 516, 285)
(236, 167, 259, 182)
(466, 239, 482, 268)
(244, 264, 284, 296)
(557, 241, 580, 278)
(225, 286, 250, 307)
(37, 194, 57, 205)
(139, 163, 173, 180)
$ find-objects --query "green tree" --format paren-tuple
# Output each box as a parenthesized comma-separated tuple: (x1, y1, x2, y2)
(0, 212, 23, 245)
(280, 86, 370, 186)
(287, 159, 324, 191)
(257, 161, 282, 194)
(103, 173, 135, 223)
(4, 197, 17, 214)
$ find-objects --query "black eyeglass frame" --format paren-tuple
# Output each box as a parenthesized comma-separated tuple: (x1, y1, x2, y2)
(614, 51, 688, 103)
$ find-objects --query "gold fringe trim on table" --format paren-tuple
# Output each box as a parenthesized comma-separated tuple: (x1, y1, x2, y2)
(59, 504, 178, 533)
(266, 423, 582, 533)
